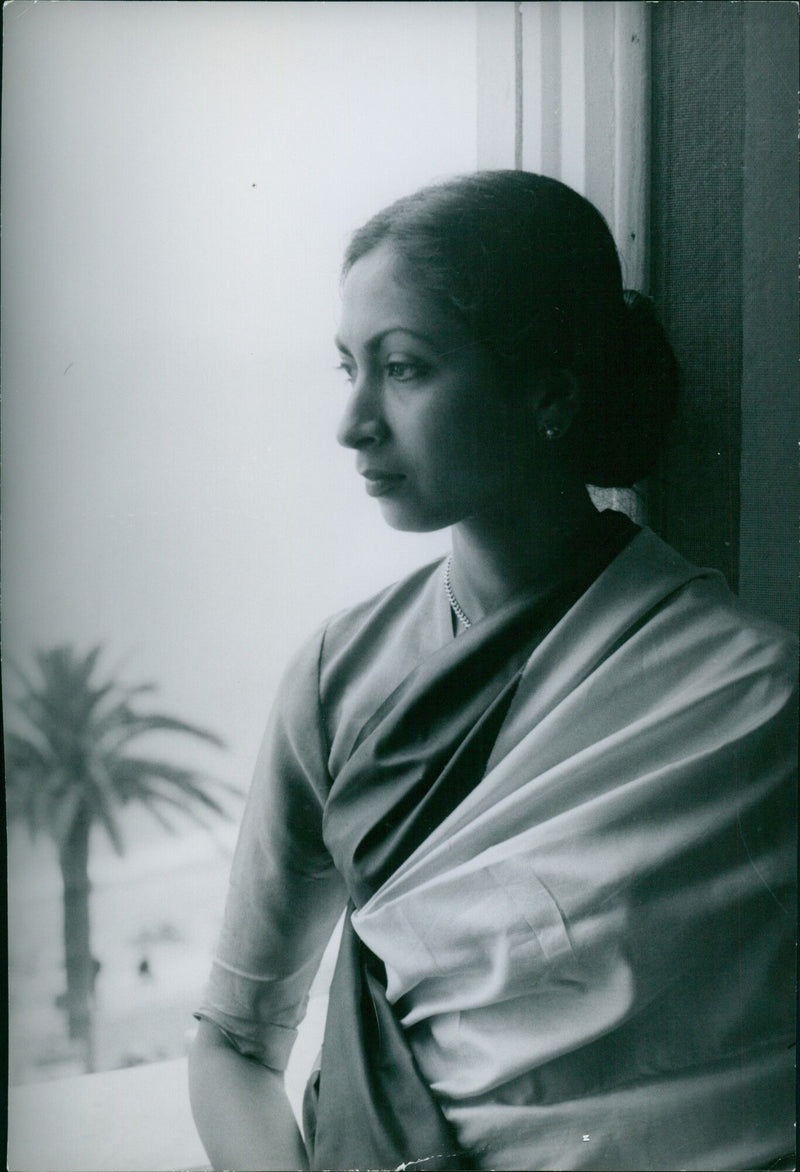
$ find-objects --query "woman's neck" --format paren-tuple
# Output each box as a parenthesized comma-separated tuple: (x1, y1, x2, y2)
(448, 486, 604, 626)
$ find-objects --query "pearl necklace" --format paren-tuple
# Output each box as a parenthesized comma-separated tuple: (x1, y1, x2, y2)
(444, 555, 472, 629)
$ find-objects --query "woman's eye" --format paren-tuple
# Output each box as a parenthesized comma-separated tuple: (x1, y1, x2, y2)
(386, 360, 425, 382)
(336, 362, 356, 384)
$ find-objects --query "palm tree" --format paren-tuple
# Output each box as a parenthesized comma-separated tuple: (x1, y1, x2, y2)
(5, 644, 236, 1070)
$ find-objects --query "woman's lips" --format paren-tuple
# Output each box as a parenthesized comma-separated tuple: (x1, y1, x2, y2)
(361, 470, 406, 497)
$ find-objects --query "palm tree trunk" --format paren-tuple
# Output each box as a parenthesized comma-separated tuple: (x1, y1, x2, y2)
(58, 811, 95, 1070)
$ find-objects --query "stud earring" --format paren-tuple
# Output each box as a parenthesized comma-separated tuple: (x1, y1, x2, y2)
(542, 425, 561, 440)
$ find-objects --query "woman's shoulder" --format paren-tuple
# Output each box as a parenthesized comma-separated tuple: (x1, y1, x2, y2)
(603, 526, 797, 685)
(275, 556, 448, 710)
(298, 556, 444, 642)
(319, 556, 449, 671)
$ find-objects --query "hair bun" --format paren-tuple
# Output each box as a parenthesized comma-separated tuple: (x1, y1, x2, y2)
(622, 288, 656, 321)
(575, 290, 680, 488)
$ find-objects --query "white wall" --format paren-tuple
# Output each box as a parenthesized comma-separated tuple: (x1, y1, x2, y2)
(2, 1, 479, 807)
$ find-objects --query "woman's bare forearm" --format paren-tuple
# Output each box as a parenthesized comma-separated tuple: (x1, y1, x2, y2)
(188, 1019, 309, 1171)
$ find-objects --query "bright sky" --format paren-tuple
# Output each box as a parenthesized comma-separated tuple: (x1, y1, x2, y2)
(2, 1, 479, 843)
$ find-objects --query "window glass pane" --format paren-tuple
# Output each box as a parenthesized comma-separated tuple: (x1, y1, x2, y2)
(3, 0, 478, 1083)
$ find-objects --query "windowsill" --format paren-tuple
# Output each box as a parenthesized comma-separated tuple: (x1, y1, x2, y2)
(8, 982, 330, 1172)
(7, 1057, 211, 1172)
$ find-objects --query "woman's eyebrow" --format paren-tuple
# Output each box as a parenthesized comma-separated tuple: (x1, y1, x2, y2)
(334, 328, 437, 353)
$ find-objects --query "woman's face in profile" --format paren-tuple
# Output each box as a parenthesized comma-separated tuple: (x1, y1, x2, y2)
(335, 242, 533, 533)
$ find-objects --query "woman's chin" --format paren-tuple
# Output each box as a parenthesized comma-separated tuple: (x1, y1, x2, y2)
(376, 498, 452, 534)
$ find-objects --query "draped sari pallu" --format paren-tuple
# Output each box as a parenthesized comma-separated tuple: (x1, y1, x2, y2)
(306, 570, 612, 1171)
(302, 526, 797, 1171)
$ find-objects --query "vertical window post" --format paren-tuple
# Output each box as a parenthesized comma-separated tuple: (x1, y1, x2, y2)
(477, 2, 652, 521)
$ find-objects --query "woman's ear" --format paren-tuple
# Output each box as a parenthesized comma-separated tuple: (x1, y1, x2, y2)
(531, 368, 581, 441)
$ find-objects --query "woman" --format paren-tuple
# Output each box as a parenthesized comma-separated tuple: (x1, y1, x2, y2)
(188, 172, 797, 1171)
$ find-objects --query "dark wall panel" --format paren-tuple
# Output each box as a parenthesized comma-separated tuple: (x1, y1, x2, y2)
(649, 3, 745, 589)
(738, 4, 799, 633)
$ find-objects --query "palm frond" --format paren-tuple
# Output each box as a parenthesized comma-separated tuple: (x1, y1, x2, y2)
(107, 713, 226, 750)
(84, 760, 128, 855)
(5, 729, 55, 775)
(109, 757, 237, 817)
(6, 643, 228, 855)
(135, 802, 180, 837)
(126, 787, 222, 834)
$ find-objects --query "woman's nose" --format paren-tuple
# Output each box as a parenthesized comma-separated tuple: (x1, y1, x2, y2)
(336, 373, 387, 449)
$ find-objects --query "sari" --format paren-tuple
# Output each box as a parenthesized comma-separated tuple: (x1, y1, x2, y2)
(198, 521, 797, 1171)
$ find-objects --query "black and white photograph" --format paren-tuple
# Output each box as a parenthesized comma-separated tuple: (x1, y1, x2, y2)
(3, 3, 797, 1170)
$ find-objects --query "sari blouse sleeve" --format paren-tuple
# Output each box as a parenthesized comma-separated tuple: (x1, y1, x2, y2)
(195, 626, 346, 1071)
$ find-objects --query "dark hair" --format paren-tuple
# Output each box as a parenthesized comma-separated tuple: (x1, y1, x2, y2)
(343, 171, 678, 487)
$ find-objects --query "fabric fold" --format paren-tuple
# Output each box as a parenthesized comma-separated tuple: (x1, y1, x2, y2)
(307, 514, 639, 1169)
(305, 909, 474, 1172)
